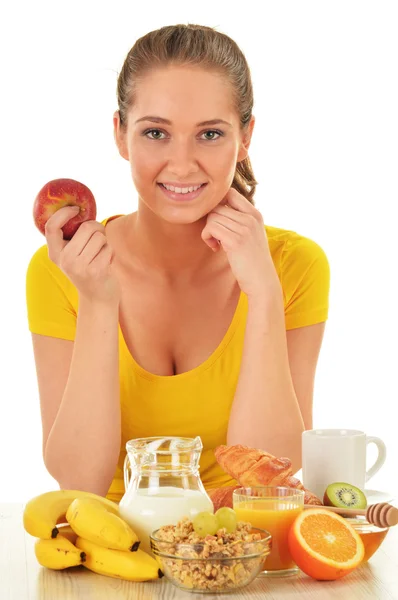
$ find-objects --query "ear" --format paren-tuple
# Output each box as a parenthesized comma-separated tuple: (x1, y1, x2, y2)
(237, 115, 255, 162)
(113, 110, 129, 160)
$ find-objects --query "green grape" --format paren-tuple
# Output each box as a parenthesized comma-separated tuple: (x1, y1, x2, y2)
(193, 511, 219, 536)
(215, 507, 238, 533)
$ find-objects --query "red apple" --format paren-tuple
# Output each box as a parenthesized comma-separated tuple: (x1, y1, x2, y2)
(33, 178, 97, 240)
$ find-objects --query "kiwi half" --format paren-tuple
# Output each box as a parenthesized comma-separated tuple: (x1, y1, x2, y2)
(323, 482, 367, 509)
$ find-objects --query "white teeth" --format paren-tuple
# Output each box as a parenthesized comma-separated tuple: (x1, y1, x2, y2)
(162, 183, 203, 194)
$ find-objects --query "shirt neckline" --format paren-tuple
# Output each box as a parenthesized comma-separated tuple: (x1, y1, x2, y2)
(101, 215, 246, 383)
(120, 289, 245, 382)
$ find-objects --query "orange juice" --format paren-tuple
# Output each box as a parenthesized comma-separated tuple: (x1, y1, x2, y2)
(235, 499, 303, 571)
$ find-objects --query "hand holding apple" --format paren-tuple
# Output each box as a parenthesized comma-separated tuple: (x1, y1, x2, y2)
(33, 178, 97, 240)
(44, 207, 121, 305)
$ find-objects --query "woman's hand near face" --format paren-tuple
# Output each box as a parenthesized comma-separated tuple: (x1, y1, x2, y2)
(201, 189, 282, 299)
(45, 207, 121, 304)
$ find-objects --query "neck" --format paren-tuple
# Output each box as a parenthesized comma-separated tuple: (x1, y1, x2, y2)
(122, 206, 223, 285)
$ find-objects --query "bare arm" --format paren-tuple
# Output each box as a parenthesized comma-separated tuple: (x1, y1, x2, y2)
(227, 289, 305, 474)
(201, 189, 328, 474)
(30, 206, 122, 496)
(286, 322, 326, 432)
(33, 298, 120, 496)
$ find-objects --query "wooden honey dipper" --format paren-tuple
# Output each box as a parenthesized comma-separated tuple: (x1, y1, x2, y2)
(303, 502, 398, 528)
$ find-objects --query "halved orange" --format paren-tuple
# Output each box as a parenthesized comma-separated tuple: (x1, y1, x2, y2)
(288, 508, 365, 580)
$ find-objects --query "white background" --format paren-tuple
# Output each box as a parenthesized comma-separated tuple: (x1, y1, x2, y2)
(0, 1, 397, 502)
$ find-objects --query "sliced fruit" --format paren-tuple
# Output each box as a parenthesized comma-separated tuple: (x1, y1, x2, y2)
(287, 508, 365, 580)
(323, 482, 367, 509)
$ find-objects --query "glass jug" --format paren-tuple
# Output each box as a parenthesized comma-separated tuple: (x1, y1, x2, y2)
(119, 436, 213, 554)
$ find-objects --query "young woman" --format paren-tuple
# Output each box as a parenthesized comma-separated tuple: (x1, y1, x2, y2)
(26, 24, 330, 503)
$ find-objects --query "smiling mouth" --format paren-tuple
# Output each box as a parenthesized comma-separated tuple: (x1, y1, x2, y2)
(157, 182, 208, 201)
(159, 183, 207, 193)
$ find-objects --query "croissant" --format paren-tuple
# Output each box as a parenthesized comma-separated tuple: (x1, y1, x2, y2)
(207, 486, 238, 511)
(209, 444, 322, 510)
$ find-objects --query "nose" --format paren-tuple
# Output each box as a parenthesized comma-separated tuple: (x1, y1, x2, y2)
(166, 139, 199, 179)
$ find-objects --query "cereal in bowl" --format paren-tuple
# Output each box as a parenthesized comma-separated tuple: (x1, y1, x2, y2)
(150, 513, 271, 592)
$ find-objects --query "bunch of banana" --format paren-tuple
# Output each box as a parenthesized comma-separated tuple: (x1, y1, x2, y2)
(23, 489, 163, 581)
(23, 489, 120, 539)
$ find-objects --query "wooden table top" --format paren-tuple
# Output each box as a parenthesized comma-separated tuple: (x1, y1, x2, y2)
(2, 502, 398, 600)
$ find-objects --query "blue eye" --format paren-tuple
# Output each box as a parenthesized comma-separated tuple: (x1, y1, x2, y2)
(142, 129, 224, 141)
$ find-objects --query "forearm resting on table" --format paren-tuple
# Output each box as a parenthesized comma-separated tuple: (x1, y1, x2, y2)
(44, 297, 121, 496)
(227, 290, 305, 474)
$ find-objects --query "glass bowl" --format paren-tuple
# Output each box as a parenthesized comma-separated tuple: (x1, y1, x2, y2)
(345, 517, 389, 562)
(150, 527, 272, 594)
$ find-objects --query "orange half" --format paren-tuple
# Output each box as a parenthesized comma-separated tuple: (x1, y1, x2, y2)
(288, 508, 365, 580)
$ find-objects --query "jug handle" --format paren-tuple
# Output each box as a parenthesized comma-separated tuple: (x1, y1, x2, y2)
(124, 454, 131, 491)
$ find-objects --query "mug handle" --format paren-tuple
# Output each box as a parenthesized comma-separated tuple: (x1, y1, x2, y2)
(365, 436, 387, 482)
(124, 454, 131, 491)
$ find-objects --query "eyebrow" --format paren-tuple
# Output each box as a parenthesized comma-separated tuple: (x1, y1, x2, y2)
(135, 116, 233, 128)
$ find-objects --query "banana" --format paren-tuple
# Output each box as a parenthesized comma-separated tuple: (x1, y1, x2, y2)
(66, 497, 140, 552)
(23, 489, 119, 539)
(34, 535, 86, 570)
(76, 537, 163, 582)
(57, 524, 78, 545)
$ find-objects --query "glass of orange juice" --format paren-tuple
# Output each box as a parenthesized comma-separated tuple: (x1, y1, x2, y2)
(233, 486, 304, 577)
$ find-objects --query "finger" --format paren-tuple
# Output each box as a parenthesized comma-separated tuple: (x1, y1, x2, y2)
(202, 221, 235, 248)
(92, 243, 113, 268)
(202, 236, 220, 251)
(208, 239, 221, 252)
(223, 188, 258, 215)
(202, 222, 236, 250)
(45, 206, 80, 257)
(206, 212, 241, 234)
(65, 221, 105, 257)
(78, 230, 108, 264)
(201, 225, 220, 250)
(210, 203, 248, 226)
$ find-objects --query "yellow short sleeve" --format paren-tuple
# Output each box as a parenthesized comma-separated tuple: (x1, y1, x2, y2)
(26, 245, 78, 340)
(281, 235, 330, 330)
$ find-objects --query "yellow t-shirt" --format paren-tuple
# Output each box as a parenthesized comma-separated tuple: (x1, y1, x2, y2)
(26, 217, 330, 503)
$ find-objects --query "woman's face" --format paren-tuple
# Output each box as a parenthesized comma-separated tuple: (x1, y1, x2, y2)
(114, 65, 254, 223)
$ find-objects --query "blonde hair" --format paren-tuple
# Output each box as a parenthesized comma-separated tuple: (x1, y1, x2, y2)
(116, 23, 258, 204)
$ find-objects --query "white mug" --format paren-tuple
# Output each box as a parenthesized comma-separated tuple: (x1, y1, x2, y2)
(302, 429, 387, 501)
